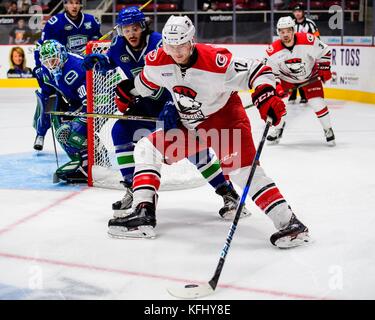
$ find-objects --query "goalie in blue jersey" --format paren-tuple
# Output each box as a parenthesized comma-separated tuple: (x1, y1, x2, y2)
(83, 6, 250, 221)
(33, 0, 101, 152)
(37, 39, 91, 183)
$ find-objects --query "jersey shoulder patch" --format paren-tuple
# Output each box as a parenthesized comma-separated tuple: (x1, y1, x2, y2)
(266, 40, 283, 56)
(296, 32, 315, 45)
(47, 15, 60, 25)
(145, 47, 173, 66)
(193, 43, 231, 74)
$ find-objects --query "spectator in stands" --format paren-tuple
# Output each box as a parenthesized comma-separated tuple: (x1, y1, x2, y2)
(9, 18, 32, 44)
(7, 47, 33, 78)
(17, 0, 31, 13)
(288, 4, 320, 104)
(7, 1, 18, 13)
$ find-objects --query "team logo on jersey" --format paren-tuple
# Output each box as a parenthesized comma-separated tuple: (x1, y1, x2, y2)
(266, 45, 274, 54)
(64, 70, 79, 85)
(284, 58, 306, 76)
(216, 54, 228, 68)
(67, 35, 88, 53)
(84, 22, 92, 30)
(120, 54, 130, 63)
(307, 33, 314, 43)
(64, 24, 73, 31)
(148, 49, 158, 62)
(173, 86, 204, 121)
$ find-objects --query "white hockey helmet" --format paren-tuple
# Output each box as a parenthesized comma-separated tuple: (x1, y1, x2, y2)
(276, 16, 296, 35)
(162, 15, 195, 46)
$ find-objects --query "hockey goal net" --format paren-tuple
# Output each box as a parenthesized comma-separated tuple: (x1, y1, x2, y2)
(86, 40, 204, 190)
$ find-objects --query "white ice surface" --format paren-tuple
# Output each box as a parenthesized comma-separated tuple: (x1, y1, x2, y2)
(0, 88, 375, 300)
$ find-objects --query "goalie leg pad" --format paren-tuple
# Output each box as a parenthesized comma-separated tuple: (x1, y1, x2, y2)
(55, 117, 87, 156)
(55, 155, 88, 183)
(33, 90, 51, 137)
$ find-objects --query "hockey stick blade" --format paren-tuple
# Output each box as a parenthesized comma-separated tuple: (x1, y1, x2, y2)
(52, 172, 60, 184)
(167, 283, 214, 299)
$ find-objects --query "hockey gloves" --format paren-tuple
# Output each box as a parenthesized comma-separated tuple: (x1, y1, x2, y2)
(115, 79, 136, 113)
(158, 100, 180, 131)
(252, 84, 286, 126)
(318, 62, 332, 83)
(82, 53, 110, 72)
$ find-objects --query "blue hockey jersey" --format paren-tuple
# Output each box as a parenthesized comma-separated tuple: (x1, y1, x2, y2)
(40, 53, 87, 112)
(42, 12, 101, 55)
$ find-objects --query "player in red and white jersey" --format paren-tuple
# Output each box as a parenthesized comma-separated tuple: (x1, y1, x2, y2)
(107, 15, 310, 248)
(264, 16, 335, 146)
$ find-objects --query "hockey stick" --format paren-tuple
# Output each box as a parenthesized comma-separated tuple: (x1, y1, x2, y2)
(167, 116, 273, 299)
(287, 76, 321, 93)
(50, 117, 61, 183)
(99, 0, 154, 40)
(45, 110, 158, 122)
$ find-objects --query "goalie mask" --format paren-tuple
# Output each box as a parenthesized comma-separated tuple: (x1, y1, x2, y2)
(40, 40, 68, 78)
(162, 15, 195, 55)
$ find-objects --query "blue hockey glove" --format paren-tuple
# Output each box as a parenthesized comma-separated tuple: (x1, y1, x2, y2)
(158, 101, 180, 131)
(82, 53, 110, 72)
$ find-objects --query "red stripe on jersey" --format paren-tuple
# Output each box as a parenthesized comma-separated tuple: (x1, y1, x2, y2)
(315, 106, 329, 118)
(192, 44, 232, 74)
(133, 173, 161, 191)
(249, 64, 273, 88)
(140, 70, 160, 90)
(255, 187, 284, 211)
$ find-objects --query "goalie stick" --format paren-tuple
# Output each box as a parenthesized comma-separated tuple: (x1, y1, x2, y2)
(167, 117, 272, 299)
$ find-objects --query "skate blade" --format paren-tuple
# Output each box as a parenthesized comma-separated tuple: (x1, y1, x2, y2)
(221, 208, 252, 220)
(275, 232, 311, 249)
(327, 140, 336, 147)
(107, 225, 156, 239)
(113, 208, 132, 218)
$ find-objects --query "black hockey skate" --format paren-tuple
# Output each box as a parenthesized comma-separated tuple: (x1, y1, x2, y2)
(288, 89, 297, 104)
(108, 202, 156, 239)
(299, 97, 308, 104)
(215, 183, 251, 220)
(270, 214, 310, 249)
(267, 122, 286, 144)
(324, 127, 336, 146)
(33, 135, 44, 151)
(112, 181, 133, 218)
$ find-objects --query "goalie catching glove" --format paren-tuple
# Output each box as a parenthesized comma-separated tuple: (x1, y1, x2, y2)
(252, 84, 286, 126)
(115, 79, 136, 113)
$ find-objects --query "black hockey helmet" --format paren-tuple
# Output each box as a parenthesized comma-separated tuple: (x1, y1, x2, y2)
(292, 4, 305, 12)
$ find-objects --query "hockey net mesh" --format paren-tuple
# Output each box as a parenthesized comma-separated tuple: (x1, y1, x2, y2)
(86, 40, 204, 190)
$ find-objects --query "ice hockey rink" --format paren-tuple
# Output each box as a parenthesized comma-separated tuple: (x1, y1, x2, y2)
(0, 88, 374, 300)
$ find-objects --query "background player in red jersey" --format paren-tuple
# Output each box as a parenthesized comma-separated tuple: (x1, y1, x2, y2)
(264, 16, 335, 146)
